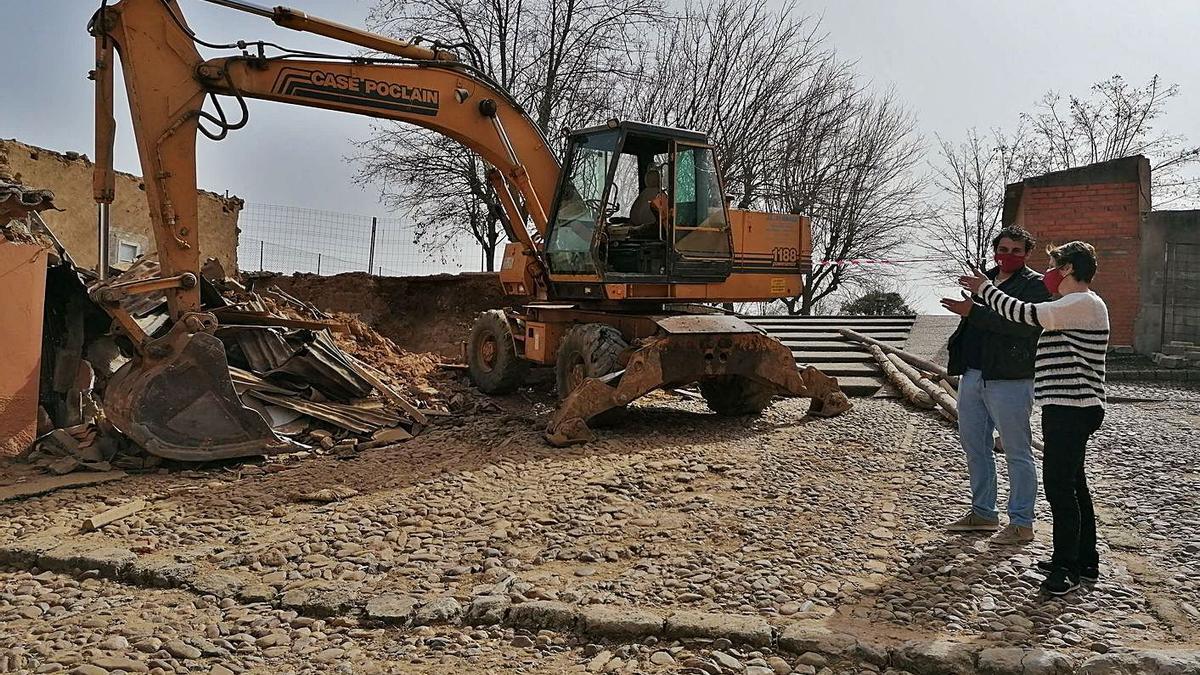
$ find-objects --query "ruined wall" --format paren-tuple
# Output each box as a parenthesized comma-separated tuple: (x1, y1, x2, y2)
(258, 272, 511, 358)
(0, 243, 48, 456)
(1139, 210, 1200, 352)
(1003, 156, 1150, 347)
(0, 139, 242, 272)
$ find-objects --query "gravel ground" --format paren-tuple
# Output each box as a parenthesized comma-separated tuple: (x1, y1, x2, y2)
(1, 380, 1197, 672)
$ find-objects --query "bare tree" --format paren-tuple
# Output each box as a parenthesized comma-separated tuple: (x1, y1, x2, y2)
(1024, 75, 1200, 205)
(926, 74, 1200, 275)
(771, 92, 928, 315)
(623, 0, 831, 208)
(924, 126, 1036, 277)
(352, 0, 659, 269)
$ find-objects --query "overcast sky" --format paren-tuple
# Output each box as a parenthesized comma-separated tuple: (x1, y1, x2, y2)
(4, 0, 1199, 311)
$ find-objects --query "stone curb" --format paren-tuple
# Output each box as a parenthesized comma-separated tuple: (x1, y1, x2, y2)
(3, 537, 1199, 674)
(1108, 368, 1200, 381)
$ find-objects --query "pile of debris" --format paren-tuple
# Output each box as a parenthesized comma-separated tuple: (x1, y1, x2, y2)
(25, 248, 459, 474)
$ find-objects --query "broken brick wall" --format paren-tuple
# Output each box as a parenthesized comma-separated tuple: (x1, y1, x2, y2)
(0, 242, 48, 456)
(1003, 156, 1150, 348)
(0, 139, 243, 273)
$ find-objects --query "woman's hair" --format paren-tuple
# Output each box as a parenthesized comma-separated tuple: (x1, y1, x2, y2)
(1047, 240, 1098, 283)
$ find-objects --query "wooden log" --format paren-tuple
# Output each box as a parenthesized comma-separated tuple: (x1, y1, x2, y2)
(938, 378, 958, 400)
(867, 345, 934, 409)
(82, 499, 146, 531)
(887, 353, 958, 419)
(839, 328, 959, 387)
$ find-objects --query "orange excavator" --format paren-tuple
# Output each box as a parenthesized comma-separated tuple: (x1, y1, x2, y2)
(89, 0, 850, 459)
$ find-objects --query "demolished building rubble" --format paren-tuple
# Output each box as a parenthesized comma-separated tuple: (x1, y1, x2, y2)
(6, 193, 454, 474)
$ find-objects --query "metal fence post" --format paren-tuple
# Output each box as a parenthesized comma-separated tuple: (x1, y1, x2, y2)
(317, 253, 322, 275)
(259, 240, 264, 271)
(368, 216, 378, 274)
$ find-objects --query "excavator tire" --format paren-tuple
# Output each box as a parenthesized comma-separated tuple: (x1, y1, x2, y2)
(468, 310, 529, 394)
(556, 323, 627, 396)
(699, 375, 776, 416)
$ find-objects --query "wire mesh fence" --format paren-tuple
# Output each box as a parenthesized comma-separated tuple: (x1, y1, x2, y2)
(236, 203, 488, 277)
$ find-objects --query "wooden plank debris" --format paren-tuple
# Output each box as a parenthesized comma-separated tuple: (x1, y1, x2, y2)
(82, 499, 146, 531)
(0, 471, 127, 502)
(342, 353, 429, 427)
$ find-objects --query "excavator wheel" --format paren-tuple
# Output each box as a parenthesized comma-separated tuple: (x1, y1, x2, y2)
(555, 324, 628, 399)
(555, 324, 629, 427)
(698, 375, 775, 416)
(468, 310, 529, 394)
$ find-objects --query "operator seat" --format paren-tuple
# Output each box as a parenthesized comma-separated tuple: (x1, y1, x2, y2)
(630, 167, 662, 227)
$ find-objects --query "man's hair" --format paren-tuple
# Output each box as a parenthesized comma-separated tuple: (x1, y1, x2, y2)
(1048, 240, 1098, 283)
(992, 226, 1036, 252)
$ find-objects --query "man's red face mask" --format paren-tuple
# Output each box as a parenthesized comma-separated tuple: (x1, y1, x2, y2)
(994, 252, 1026, 274)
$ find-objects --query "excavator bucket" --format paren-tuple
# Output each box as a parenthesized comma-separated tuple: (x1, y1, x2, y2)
(104, 325, 294, 462)
(545, 315, 851, 447)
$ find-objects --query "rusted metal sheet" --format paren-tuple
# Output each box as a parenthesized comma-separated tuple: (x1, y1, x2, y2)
(245, 390, 401, 434)
(218, 326, 372, 401)
(267, 330, 373, 401)
(219, 325, 297, 373)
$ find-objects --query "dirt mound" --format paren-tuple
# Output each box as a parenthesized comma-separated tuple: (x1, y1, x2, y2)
(254, 272, 512, 359)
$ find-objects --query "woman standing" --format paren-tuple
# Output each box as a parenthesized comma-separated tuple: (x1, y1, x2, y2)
(945, 241, 1110, 596)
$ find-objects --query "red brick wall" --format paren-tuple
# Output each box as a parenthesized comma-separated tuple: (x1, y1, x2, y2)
(1015, 181, 1142, 346)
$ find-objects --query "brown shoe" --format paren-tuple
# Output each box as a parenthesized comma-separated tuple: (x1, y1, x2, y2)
(945, 511, 1000, 532)
(991, 524, 1034, 545)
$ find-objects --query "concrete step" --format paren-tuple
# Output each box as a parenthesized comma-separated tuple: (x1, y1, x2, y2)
(813, 375, 884, 396)
(797, 362, 880, 376)
(744, 314, 915, 323)
(790, 341, 883, 351)
(787, 351, 878, 362)
(771, 331, 908, 341)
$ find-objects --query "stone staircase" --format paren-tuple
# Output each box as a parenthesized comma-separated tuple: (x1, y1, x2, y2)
(741, 315, 918, 396)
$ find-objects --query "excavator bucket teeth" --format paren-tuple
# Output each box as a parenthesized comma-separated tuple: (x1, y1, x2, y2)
(544, 328, 850, 447)
(105, 331, 293, 462)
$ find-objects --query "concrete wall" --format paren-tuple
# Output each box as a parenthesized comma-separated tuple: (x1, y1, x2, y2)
(1138, 210, 1200, 352)
(0, 139, 242, 272)
(1003, 156, 1150, 347)
(0, 243, 48, 456)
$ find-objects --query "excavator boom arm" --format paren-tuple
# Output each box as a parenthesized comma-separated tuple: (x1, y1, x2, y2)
(92, 0, 558, 323)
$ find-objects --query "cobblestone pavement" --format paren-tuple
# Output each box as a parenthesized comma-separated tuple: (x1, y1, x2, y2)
(1, 381, 1197, 673)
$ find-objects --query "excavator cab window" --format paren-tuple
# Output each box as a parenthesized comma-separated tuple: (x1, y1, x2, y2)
(596, 134, 673, 278)
(672, 145, 732, 260)
(546, 130, 619, 274)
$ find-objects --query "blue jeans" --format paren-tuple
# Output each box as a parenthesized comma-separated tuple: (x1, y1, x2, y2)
(957, 369, 1037, 527)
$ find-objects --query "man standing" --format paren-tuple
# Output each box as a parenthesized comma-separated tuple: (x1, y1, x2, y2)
(941, 226, 1051, 544)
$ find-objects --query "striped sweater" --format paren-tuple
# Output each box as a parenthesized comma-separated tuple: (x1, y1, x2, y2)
(979, 281, 1110, 408)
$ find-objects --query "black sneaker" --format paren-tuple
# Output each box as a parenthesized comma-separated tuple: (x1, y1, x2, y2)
(1036, 560, 1099, 582)
(1040, 567, 1080, 596)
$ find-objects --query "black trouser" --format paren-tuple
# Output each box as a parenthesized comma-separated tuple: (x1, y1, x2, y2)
(1041, 404, 1105, 574)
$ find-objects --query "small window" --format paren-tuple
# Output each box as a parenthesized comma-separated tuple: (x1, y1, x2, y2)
(117, 241, 141, 264)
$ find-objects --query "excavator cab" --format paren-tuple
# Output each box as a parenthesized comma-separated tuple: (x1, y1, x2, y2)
(545, 121, 733, 285)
